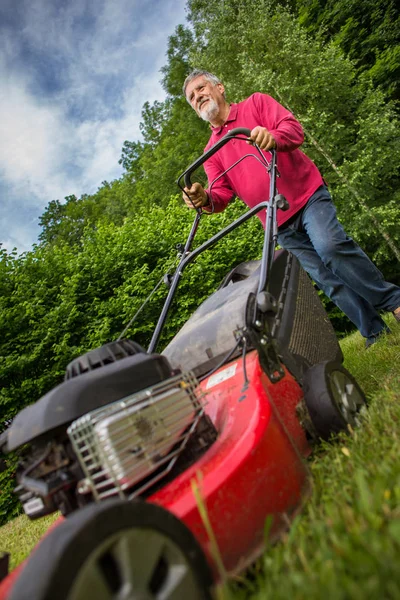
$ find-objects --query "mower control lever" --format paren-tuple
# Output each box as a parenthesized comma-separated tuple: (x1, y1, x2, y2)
(180, 127, 252, 188)
(275, 194, 289, 211)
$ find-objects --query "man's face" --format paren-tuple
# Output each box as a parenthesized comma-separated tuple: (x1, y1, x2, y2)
(185, 76, 226, 123)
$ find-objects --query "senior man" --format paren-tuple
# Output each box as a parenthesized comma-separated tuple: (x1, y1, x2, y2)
(182, 69, 400, 348)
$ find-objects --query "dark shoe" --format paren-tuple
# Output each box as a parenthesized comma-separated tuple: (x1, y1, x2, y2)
(365, 329, 391, 349)
(365, 337, 378, 349)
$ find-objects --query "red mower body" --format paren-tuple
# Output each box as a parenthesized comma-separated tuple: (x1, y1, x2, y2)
(149, 350, 311, 576)
(0, 350, 311, 597)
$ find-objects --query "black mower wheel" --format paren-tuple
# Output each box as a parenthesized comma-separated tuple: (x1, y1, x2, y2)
(303, 361, 366, 440)
(9, 500, 213, 600)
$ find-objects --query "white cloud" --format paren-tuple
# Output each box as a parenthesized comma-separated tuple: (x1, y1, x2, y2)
(0, 0, 188, 254)
(0, 77, 67, 199)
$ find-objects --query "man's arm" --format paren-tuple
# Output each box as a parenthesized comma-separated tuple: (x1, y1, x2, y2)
(183, 154, 235, 213)
(182, 182, 209, 210)
(247, 126, 276, 151)
(252, 93, 304, 151)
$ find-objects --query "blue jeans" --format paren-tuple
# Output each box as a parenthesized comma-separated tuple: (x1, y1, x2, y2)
(277, 186, 400, 341)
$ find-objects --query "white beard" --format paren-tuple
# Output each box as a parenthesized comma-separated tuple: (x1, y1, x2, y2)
(198, 98, 219, 122)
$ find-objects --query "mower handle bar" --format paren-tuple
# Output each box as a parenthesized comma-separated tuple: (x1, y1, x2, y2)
(149, 130, 278, 353)
(180, 127, 252, 189)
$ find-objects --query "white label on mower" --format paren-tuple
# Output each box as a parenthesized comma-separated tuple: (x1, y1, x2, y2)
(206, 364, 237, 389)
(23, 497, 44, 516)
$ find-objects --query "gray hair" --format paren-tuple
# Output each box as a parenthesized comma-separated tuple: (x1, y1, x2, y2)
(182, 69, 223, 99)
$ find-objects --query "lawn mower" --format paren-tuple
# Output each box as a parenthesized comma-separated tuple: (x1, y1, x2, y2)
(0, 129, 366, 600)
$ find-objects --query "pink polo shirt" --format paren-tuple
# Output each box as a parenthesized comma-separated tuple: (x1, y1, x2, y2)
(204, 93, 324, 228)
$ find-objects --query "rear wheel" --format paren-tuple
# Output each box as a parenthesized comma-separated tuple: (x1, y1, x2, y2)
(9, 500, 213, 600)
(303, 361, 366, 440)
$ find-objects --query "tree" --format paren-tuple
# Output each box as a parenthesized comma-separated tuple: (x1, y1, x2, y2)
(119, 25, 211, 207)
(295, 0, 400, 102)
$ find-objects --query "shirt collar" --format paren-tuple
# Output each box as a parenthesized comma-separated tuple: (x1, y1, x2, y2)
(211, 103, 238, 134)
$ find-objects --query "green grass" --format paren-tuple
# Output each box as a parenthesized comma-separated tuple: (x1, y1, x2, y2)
(0, 512, 60, 572)
(0, 319, 399, 597)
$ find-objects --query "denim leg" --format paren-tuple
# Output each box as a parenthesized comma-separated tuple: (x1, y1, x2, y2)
(277, 187, 400, 339)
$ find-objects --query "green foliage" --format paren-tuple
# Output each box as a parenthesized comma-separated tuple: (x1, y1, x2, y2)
(124, 99, 210, 207)
(38, 178, 135, 247)
(295, 0, 400, 102)
(5, 200, 260, 425)
(120, 24, 211, 208)
(334, 89, 400, 279)
(0, 455, 21, 525)
(161, 25, 195, 97)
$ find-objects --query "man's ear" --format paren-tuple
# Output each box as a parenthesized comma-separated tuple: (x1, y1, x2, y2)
(217, 83, 225, 96)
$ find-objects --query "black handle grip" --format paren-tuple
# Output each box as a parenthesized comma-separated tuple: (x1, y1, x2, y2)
(180, 127, 252, 188)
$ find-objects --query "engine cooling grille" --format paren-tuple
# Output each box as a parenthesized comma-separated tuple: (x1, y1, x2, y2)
(67, 371, 204, 502)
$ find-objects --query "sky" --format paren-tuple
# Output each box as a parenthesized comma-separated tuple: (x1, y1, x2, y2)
(0, 0, 188, 254)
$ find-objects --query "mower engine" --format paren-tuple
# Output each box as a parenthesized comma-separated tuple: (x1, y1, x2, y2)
(15, 436, 82, 519)
(67, 372, 203, 502)
(4, 340, 213, 520)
